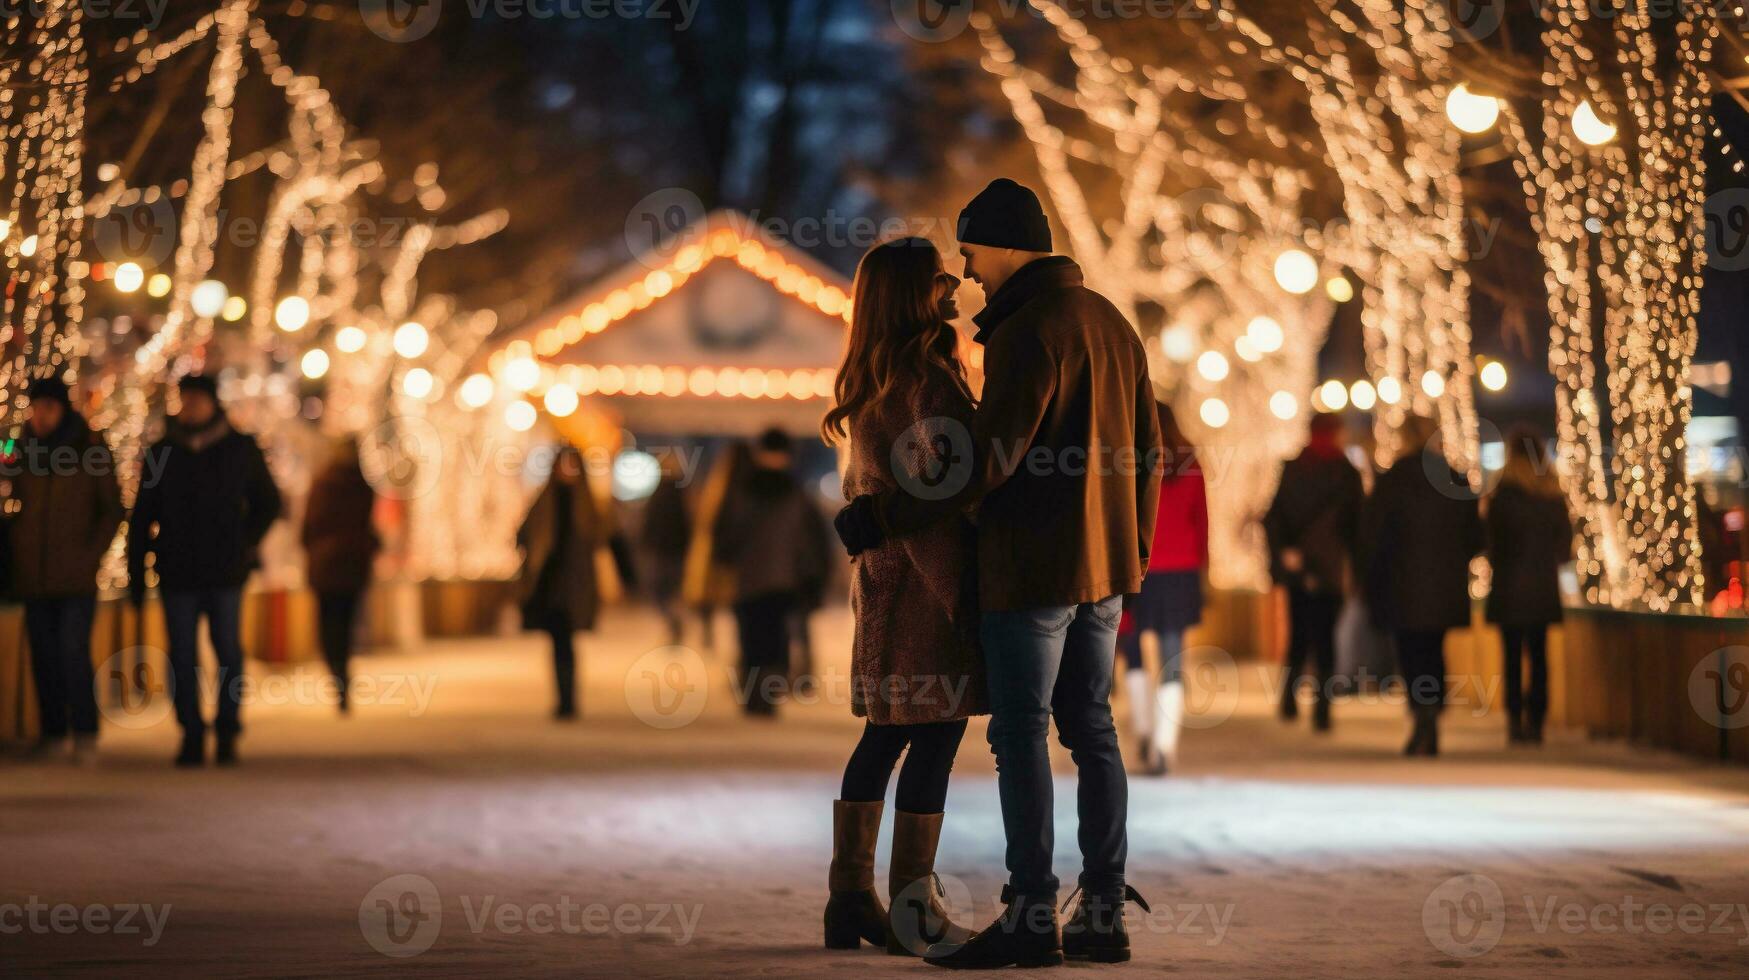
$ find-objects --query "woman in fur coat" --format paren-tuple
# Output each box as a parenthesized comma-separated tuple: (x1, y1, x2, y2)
(820, 237, 987, 957)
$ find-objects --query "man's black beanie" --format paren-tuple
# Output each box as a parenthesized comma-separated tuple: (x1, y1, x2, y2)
(957, 178, 1053, 253)
(25, 376, 71, 407)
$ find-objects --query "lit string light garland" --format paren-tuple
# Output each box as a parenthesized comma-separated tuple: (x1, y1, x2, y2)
(0, 1, 89, 413)
(76, 1, 521, 585)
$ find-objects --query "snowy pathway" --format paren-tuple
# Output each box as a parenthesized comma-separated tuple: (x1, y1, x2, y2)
(4, 606, 1749, 977)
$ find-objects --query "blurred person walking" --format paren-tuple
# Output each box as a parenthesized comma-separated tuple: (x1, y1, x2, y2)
(1263, 412, 1363, 732)
(1485, 427, 1572, 746)
(128, 374, 283, 767)
(301, 439, 380, 715)
(836, 179, 1166, 969)
(684, 441, 751, 652)
(639, 456, 692, 646)
(1116, 402, 1207, 776)
(1361, 415, 1483, 758)
(713, 427, 830, 718)
(820, 238, 987, 957)
(4, 377, 123, 762)
(516, 446, 608, 721)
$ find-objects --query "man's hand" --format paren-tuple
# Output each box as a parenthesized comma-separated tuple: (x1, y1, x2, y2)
(834, 495, 886, 557)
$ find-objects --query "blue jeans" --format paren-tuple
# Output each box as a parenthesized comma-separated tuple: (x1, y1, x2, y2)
(24, 596, 99, 738)
(980, 596, 1127, 903)
(162, 588, 246, 738)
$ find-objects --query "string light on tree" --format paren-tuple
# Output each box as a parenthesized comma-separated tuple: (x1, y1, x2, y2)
(504, 400, 537, 432)
(394, 321, 430, 358)
(458, 373, 495, 409)
(1445, 84, 1502, 134)
(1270, 391, 1299, 420)
(300, 349, 330, 380)
(1318, 379, 1349, 412)
(1273, 249, 1320, 294)
(191, 280, 229, 318)
(114, 263, 146, 293)
(1572, 100, 1618, 146)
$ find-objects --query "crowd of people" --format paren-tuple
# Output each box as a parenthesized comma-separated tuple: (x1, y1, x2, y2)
(1264, 413, 1573, 756)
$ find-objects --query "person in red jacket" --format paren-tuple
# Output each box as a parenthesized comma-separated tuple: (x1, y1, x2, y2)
(1116, 402, 1208, 775)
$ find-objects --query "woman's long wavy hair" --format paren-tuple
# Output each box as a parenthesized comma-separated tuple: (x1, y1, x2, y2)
(821, 237, 971, 444)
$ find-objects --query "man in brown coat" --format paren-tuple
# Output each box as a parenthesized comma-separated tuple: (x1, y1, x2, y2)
(837, 179, 1165, 969)
(2, 377, 123, 759)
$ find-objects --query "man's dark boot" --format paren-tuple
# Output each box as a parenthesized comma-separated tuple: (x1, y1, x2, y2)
(1062, 886, 1151, 963)
(175, 731, 205, 768)
(1404, 706, 1440, 757)
(887, 811, 973, 956)
(215, 734, 238, 766)
(1278, 675, 1299, 721)
(824, 800, 888, 949)
(923, 887, 1063, 970)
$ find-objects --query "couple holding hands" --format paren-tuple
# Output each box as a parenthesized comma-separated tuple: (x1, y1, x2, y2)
(823, 178, 1166, 969)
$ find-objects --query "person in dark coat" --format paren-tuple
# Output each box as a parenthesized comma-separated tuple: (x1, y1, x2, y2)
(821, 238, 987, 957)
(301, 439, 380, 715)
(1361, 415, 1483, 757)
(3, 377, 123, 760)
(639, 458, 692, 646)
(1484, 427, 1572, 746)
(516, 446, 608, 720)
(1263, 411, 1363, 732)
(836, 180, 1166, 969)
(128, 374, 284, 767)
(713, 427, 830, 719)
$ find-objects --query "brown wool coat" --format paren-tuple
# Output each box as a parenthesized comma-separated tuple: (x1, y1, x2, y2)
(876, 257, 1165, 612)
(301, 459, 380, 595)
(4, 411, 124, 599)
(844, 379, 987, 725)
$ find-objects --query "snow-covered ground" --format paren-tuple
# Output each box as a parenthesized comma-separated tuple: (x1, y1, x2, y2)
(5, 605, 1749, 978)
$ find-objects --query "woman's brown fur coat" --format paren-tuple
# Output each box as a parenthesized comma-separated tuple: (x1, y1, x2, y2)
(843, 377, 987, 725)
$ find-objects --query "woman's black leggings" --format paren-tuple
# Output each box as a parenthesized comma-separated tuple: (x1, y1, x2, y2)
(840, 719, 969, 815)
